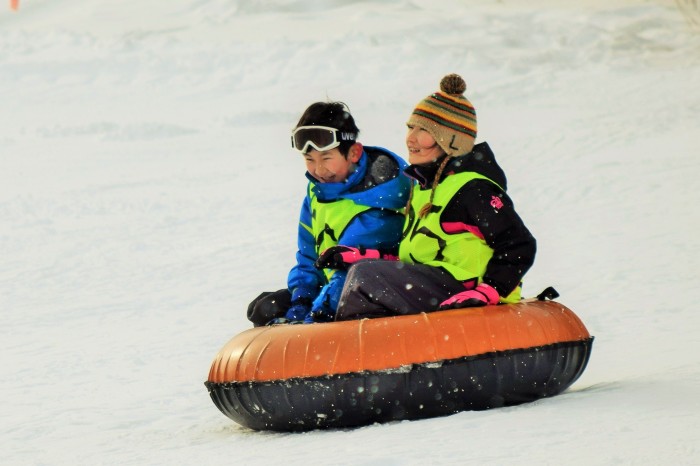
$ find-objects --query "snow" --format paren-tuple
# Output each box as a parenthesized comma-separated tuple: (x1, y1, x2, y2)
(2, 0, 699, 464)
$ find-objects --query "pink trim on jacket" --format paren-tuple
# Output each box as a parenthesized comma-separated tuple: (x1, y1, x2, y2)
(441, 222, 485, 240)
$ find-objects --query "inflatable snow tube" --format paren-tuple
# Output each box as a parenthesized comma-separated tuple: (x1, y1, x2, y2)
(205, 300, 593, 431)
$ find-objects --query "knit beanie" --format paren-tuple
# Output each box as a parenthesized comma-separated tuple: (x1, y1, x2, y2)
(407, 74, 477, 156)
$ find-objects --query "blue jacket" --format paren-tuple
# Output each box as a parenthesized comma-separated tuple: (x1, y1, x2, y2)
(287, 146, 410, 319)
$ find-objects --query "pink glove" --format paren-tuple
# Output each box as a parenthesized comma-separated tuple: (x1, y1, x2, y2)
(439, 283, 500, 310)
(314, 246, 398, 270)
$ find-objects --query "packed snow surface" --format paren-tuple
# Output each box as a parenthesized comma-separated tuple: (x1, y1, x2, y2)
(2, 1, 699, 464)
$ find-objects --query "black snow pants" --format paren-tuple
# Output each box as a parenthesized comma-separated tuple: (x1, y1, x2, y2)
(335, 259, 466, 321)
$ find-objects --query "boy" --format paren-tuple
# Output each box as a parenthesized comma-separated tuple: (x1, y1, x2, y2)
(247, 101, 410, 325)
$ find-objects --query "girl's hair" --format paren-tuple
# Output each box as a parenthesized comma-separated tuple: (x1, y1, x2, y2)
(405, 155, 451, 219)
(295, 102, 360, 157)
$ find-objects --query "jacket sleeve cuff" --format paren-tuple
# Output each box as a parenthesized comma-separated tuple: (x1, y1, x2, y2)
(291, 286, 316, 304)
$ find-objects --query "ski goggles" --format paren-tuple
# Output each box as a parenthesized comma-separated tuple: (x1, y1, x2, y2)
(291, 126, 356, 153)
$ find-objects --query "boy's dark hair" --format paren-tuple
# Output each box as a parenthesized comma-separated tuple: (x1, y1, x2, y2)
(295, 102, 360, 157)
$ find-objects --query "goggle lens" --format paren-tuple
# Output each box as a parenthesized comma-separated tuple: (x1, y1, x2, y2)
(291, 126, 355, 153)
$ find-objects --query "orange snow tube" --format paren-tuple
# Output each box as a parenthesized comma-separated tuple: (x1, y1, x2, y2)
(205, 300, 593, 431)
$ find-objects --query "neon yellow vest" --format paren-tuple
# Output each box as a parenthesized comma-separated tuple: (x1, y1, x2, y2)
(399, 172, 521, 303)
(308, 183, 374, 281)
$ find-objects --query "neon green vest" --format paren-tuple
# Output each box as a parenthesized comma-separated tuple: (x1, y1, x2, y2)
(399, 172, 521, 303)
(308, 183, 374, 281)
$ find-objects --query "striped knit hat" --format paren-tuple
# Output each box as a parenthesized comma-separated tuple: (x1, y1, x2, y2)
(407, 74, 477, 156)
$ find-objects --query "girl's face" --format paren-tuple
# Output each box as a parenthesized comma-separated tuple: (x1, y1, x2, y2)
(406, 125, 444, 165)
(304, 144, 362, 183)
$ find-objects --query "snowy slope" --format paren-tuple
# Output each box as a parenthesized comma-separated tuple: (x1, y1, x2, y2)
(2, 1, 699, 464)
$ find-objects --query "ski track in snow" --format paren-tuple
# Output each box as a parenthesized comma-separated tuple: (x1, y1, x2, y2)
(1, 1, 699, 464)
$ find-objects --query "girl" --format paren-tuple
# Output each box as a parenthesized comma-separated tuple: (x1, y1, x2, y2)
(322, 75, 537, 320)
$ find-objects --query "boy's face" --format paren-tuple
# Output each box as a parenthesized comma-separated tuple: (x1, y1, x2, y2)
(304, 144, 361, 183)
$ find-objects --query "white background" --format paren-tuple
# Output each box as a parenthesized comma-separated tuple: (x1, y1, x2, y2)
(2, 1, 699, 464)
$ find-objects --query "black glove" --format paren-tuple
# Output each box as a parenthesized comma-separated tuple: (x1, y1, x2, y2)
(247, 288, 292, 327)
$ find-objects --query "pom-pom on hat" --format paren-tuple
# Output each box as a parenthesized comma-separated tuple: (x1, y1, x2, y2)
(407, 74, 477, 156)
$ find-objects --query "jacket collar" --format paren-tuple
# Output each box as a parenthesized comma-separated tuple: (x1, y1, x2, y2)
(403, 155, 449, 188)
(306, 150, 368, 200)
